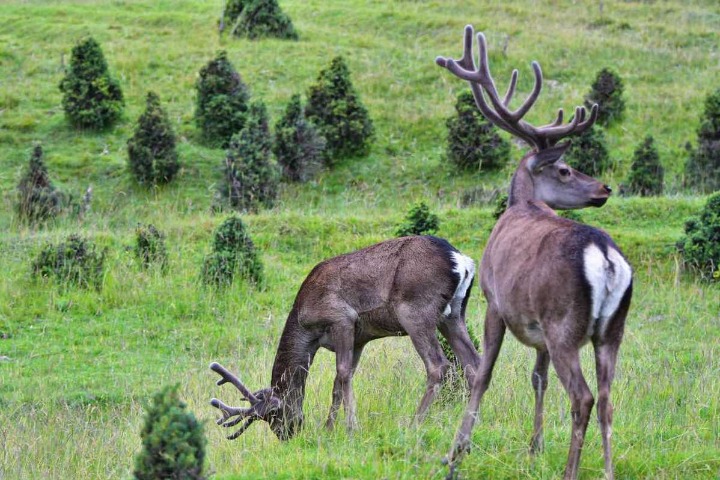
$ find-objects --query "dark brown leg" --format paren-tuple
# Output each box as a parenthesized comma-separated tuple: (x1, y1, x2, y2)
(398, 303, 451, 421)
(438, 319, 482, 386)
(530, 349, 550, 454)
(447, 307, 505, 473)
(547, 345, 594, 480)
(325, 323, 358, 432)
(594, 341, 620, 480)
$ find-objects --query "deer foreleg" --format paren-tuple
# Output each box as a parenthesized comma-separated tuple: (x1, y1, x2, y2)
(325, 324, 358, 432)
(530, 349, 550, 454)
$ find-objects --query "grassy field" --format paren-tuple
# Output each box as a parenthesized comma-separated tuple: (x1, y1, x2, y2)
(1, 0, 719, 479)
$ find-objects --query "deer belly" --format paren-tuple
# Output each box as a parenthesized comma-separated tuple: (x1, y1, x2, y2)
(583, 244, 632, 340)
(506, 317, 546, 349)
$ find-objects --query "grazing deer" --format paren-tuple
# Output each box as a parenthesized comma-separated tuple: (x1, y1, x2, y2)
(210, 235, 480, 440)
(436, 26, 633, 480)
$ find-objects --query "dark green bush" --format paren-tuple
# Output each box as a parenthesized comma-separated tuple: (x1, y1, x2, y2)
(627, 135, 664, 196)
(195, 51, 250, 148)
(216, 101, 280, 212)
(59, 37, 124, 129)
(493, 192, 508, 220)
(446, 91, 510, 171)
(274, 94, 326, 182)
(32, 234, 106, 290)
(677, 192, 720, 281)
(202, 216, 263, 287)
(127, 92, 180, 185)
(223, 0, 298, 40)
(135, 224, 168, 271)
(564, 125, 611, 177)
(305, 56, 374, 163)
(584, 67, 625, 126)
(134, 384, 206, 480)
(396, 202, 440, 237)
(16, 144, 63, 225)
(685, 88, 720, 193)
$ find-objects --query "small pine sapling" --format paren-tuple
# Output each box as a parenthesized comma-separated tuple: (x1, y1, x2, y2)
(202, 216, 263, 287)
(627, 135, 664, 196)
(305, 56, 374, 163)
(396, 202, 440, 237)
(31, 234, 106, 290)
(223, 0, 298, 40)
(685, 88, 720, 193)
(564, 125, 611, 177)
(217, 101, 280, 212)
(195, 51, 250, 148)
(128, 92, 180, 185)
(274, 94, 326, 182)
(677, 192, 720, 281)
(135, 224, 168, 271)
(59, 37, 124, 129)
(584, 68, 625, 126)
(134, 384, 207, 480)
(446, 91, 510, 171)
(16, 144, 63, 225)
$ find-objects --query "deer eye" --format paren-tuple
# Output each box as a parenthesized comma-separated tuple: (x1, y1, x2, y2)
(558, 167, 571, 177)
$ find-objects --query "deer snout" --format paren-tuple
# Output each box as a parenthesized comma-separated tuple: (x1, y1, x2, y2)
(603, 184, 612, 194)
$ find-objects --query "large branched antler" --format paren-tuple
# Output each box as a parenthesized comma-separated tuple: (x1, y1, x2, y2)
(436, 25, 598, 151)
(209, 362, 270, 440)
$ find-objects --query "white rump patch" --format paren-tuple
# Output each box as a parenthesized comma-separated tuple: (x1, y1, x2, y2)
(583, 244, 632, 339)
(445, 251, 476, 316)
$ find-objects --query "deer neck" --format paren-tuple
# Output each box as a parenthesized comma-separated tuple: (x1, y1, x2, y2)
(270, 308, 319, 427)
(508, 155, 538, 208)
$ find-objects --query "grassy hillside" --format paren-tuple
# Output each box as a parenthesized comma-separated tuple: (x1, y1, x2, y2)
(0, 1, 719, 479)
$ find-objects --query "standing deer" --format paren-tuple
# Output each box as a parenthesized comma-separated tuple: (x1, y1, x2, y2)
(210, 235, 480, 440)
(436, 26, 633, 480)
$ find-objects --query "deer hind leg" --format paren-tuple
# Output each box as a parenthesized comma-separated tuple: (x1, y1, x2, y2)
(447, 306, 506, 471)
(438, 317, 482, 387)
(530, 349, 550, 454)
(594, 340, 620, 480)
(397, 302, 451, 422)
(547, 345, 594, 480)
(325, 320, 360, 432)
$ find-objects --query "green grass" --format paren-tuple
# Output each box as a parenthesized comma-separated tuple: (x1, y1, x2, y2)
(0, 1, 719, 479)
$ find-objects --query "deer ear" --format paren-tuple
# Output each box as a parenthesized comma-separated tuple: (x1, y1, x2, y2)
(527, 141, 572, 172)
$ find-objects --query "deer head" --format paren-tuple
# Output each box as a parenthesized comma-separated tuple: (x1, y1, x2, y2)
(209, 362, 299, 441)
(436, 26, 611, 210)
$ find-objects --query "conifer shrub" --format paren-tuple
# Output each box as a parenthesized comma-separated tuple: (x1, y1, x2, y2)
(135, 224, 168, 271)
(685, 88, 720, 193)
(446, 91, 510, 171)
(16, 144, 63, 225)
(305, 56, 374, 163)
(202, 216, 263, 287)
(274, 94, 326, 182)
(564, 125, 611, 177)
(216, 101, 280, 212)
(195, 51, 249, 148)
(127, 92, 180, 185)
(677, 192, 720, 281)
(493, 192, 508, 220)
(223, 0, 298, 40)
(627, 135, 664, 196)
(32, 234, 106, 290)
(134, 384, 206, 480)
(59, 37, 124, 129)
(395, 202, 440, 237)
(584, 67, 625, 126)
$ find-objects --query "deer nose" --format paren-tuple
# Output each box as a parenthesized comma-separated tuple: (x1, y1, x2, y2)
(603, 184, 612, 194)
